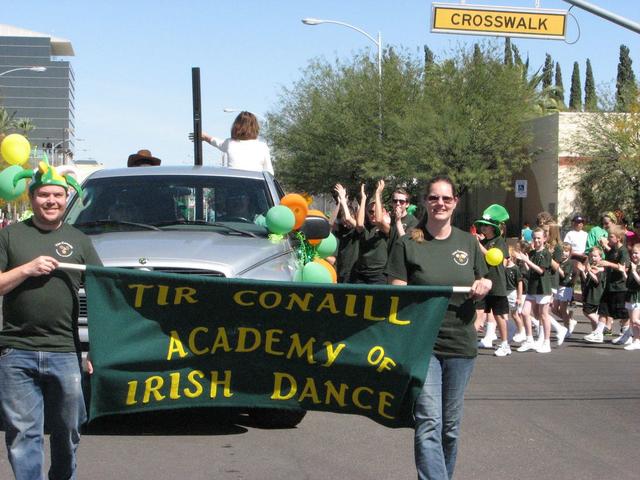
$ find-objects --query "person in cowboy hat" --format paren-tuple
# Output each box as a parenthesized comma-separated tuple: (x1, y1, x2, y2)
(127, 149, 161, 167)
(0, 158, 102, 479)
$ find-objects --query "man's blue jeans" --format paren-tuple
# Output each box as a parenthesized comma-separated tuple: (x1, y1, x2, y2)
(414, 355, 475, 480)
(0, 348, 86, 480)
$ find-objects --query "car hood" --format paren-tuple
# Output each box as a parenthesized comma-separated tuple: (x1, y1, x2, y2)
(88, 230, 295, 278)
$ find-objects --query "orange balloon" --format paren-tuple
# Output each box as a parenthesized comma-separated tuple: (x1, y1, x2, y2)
(308, 238, 321, 246)
(280, 194, 308, 230)
(314, 257, 337, 283)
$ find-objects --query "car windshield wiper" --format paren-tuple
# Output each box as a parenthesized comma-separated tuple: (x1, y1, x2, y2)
(74, 219, 161, 231)
(154, 219, 258, 238)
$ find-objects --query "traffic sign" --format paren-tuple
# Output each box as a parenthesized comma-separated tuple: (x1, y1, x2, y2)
(515, 179, 528, 198)
(431, 3, 567, 40)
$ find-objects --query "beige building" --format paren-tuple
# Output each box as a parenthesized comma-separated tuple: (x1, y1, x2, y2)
(460, 112, 591, 234)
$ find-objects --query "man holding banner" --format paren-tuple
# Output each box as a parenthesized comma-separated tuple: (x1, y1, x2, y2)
(387, 175, 491, 480)
(0, 162, 101, 480)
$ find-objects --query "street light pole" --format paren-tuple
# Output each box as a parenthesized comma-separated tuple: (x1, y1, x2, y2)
(301, 18, 383, 138)
(0, 66, 47, 77)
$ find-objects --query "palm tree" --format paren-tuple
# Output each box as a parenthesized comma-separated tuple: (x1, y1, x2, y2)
(15, 118, 35, 136)
(0, 107, 16, 138)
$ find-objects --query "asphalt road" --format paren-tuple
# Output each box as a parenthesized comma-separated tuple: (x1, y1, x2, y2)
(1, 314, 638, 480)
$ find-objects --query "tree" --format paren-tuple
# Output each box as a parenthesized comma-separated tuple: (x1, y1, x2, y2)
(616, 44, 638, 112)
(584, 59, 598, 112)
(511, 44, 523, 69)
(572, 95, 640, 218)
(0, 107, 16, 136)
(504, 37, 513, 66)
(15, 118, 35, 136)
(554, 63, 565, 108)
(266, 44, 537, 196)
(542, 53, 553, 90)
(569, 62, 582, 111)
(423, 45, 434, 70)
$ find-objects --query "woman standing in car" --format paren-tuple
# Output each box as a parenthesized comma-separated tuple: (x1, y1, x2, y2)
(193, 111, 273, 174)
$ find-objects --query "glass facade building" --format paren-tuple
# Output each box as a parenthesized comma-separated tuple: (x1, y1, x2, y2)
(0, 25, 75, 165)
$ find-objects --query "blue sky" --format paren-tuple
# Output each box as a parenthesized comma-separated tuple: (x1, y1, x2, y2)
(2, 0, 638, 168)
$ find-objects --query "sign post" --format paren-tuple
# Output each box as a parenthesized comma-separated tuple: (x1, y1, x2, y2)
(515, 179, 527, 233)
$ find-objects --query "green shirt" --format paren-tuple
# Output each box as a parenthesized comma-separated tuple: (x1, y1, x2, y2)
(354, 224, 387, 281)
(334, 222, 359, 283)
(583, 269, 606, 305)
(558, 259, 575, 287)
(626, 266, 640, 304)
(387, 213, 418, 253)
(386, 227, 488, 358)
(526, 248, 552, 295)
(605, 245, 630, 292)
(0, 219, 102, 352)
(505, 264, 522, 292)
(549, 244, 563, 289)
(481, 235, 509, 296)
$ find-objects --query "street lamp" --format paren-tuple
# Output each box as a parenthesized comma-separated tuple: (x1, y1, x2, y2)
(0, 66, 47, 77)
(301, 17, 383, 137)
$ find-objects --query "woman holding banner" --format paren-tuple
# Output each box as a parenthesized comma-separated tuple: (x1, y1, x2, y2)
(386, 175, 491, 480)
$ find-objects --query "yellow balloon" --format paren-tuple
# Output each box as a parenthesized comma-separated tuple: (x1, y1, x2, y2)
(485, 247, 504, 267)
(1, 134, 31, 166)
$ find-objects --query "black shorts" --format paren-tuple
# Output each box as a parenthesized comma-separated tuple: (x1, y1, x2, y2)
(476, 295, 509, 316)
(583, 303, 599, 315)
(598, 290, 628, 320)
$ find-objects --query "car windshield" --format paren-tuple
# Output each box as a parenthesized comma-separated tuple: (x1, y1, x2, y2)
(65, 174, 273, 234)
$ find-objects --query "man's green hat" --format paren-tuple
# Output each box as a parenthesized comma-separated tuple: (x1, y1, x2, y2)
(12, 155, 83, 197)
(474, 204, 509, 235)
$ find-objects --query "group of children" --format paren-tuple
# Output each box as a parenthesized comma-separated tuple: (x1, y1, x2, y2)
(476, 208, 640, 355)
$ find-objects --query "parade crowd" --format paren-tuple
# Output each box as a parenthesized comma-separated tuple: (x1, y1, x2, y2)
(328, 184, 640, 356)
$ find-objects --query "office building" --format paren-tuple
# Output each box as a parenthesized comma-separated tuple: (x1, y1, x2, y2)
(0, 24, 75, 165)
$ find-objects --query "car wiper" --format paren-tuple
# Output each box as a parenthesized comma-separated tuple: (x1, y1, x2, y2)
(74, 219, 161, 231)
(155, 219, 258, 237)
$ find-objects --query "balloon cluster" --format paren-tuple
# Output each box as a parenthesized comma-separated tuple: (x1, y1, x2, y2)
(0, 134, 31, 201)
(264, 193, 337, 284)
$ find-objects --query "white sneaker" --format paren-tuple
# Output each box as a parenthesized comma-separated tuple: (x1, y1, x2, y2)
(568, 319, 578, 334)
(536, 340, 551, 353)
(517, 340, 537, 352)
(512, 332, 527, 343)
(584, 331, 604, 343)
(624, 340, 640, 351)
(556, 325, 569, 346)
(478, 337, 495, 349)
(494, 343, 512, 357)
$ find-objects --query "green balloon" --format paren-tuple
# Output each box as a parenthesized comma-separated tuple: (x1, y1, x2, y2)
(265, 205, 295, 235)
(0, 165, 27, 201)
(302, 261, 332, 283)
(316, 233, 337, 258)
(293, 268, 304, 282)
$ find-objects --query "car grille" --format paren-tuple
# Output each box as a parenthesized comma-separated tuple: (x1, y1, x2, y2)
(78, 267, 225, 321)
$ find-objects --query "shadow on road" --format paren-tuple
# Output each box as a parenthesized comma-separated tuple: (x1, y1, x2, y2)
(84, 408, 249, 436)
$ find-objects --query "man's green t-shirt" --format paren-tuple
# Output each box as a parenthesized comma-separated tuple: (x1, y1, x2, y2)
(386, 227, 488, 358)
(0, 219, 102, 352)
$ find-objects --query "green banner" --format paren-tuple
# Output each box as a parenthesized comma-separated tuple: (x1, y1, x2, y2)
(85, 266, 452, 428)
